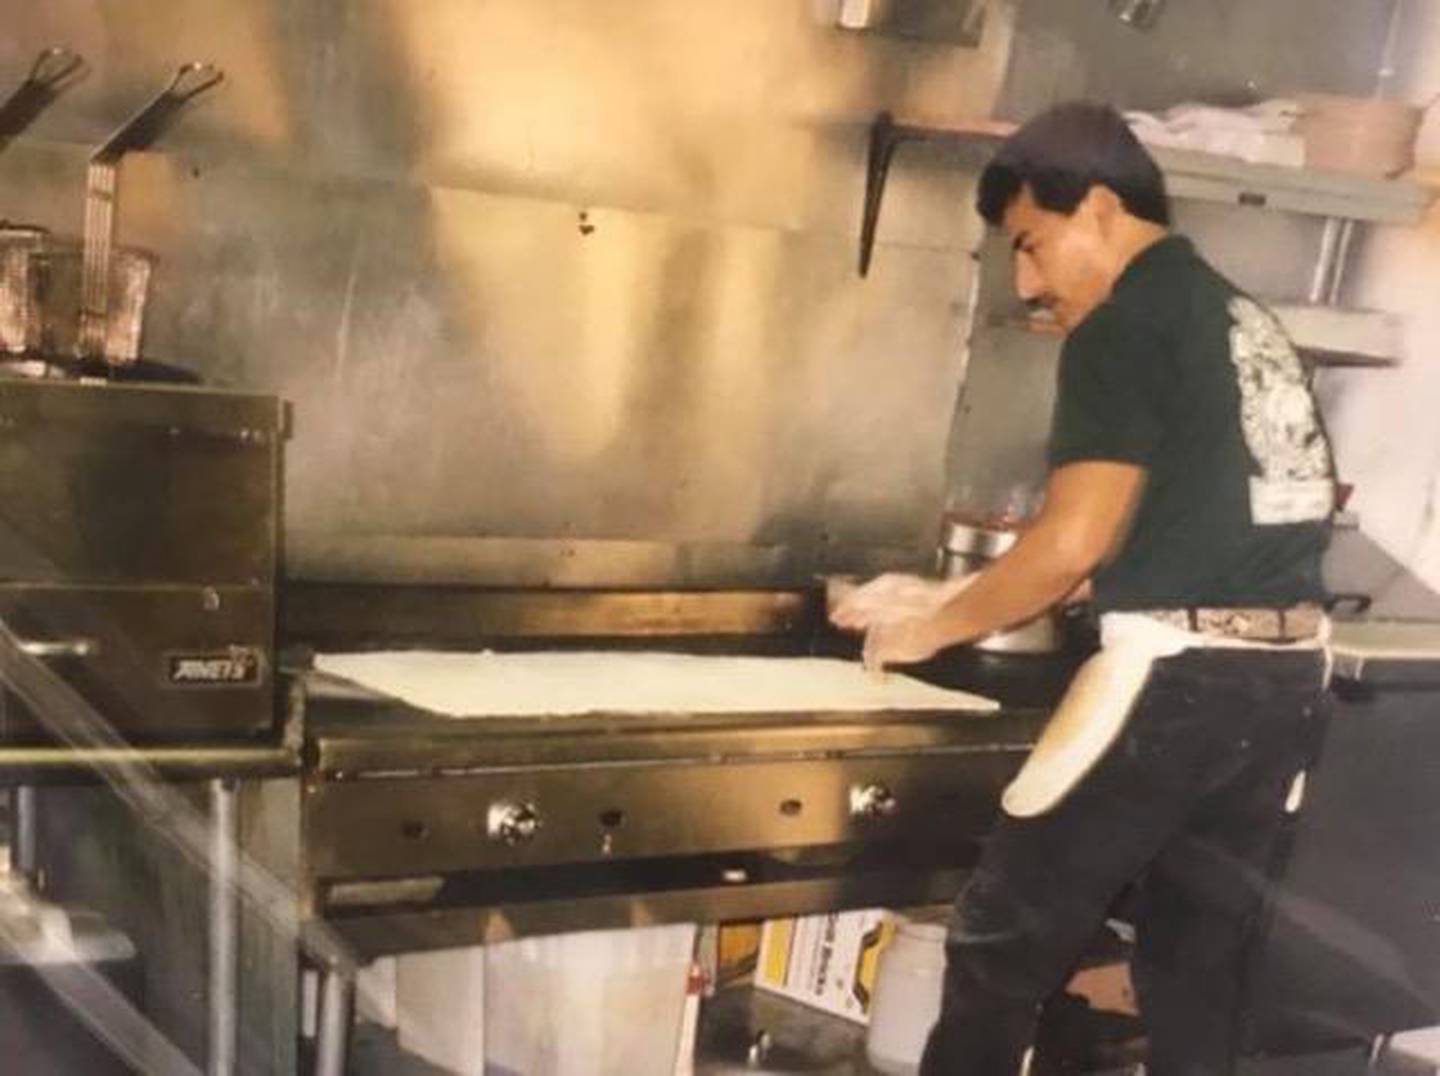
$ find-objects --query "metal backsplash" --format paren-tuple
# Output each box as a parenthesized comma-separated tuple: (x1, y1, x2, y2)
(0, 0, 1020, 586)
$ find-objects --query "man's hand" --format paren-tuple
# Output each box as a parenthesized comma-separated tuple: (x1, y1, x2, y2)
(829, 462, 1145, 672)
(861, 616, 943, 672)
(828, 572, 958, 631)
(829, 572, 975, 672)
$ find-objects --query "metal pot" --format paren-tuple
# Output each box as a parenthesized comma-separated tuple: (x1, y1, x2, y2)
(939, 519, 1061, 654)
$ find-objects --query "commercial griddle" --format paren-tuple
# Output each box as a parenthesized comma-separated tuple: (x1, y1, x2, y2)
(284, 584, 1078, 962)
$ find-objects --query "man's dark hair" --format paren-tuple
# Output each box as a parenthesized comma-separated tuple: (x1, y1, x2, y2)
(977, 101, 1170, 227)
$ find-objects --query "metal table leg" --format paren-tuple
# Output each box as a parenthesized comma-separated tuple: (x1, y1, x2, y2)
(208, 778, 239, 1076)
(12, 783, 37, 877)
(315, 965, 355, 1076)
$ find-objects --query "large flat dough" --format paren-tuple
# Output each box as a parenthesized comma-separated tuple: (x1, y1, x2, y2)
(312, 650, 999, 718)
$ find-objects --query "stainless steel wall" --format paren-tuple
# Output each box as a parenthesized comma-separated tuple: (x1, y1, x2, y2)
(0, 0, 1019, 585)
(997, 0, 1397, 118)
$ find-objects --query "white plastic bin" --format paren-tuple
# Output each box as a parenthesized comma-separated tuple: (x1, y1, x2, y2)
(397, 947, 487, 1075)
(356, 956, 398, 1030)
(485, 923, 697, 1076)
(865, 917, 947, 1076)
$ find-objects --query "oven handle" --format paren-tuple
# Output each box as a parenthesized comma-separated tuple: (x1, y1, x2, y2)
(18, 637, 99, 659)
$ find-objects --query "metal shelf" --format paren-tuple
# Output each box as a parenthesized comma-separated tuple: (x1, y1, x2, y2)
(977, 305, 1399, 368)
(859, 112, 1436, 276)
(1272, 303, 1404, 368)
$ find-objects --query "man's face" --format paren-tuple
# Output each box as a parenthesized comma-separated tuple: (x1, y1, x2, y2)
(1001, 185, 1116, 332)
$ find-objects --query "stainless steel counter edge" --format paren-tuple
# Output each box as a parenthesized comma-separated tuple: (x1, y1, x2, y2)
(316, 869, 971, 961)
(0, 744, 300, 783)
(304, 708, 1046, 777)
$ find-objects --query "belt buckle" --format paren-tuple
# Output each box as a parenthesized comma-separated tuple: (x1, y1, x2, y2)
(1155, 605, 1316, 642)
(1200, 607, 1275, 640)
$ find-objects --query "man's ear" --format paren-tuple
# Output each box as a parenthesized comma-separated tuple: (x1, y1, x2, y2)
(1080, 184, 1124, 229)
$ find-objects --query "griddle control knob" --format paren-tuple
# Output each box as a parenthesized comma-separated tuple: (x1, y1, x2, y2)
(849, 782, 898, 820)
(486, 801, 542, 846)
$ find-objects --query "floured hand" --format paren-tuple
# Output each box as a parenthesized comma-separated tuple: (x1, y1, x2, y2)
(862, 616, 944, 671)
(829, 571, 976, 632)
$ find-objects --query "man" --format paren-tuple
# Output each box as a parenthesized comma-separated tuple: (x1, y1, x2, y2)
(832, 101, 1334, 1075)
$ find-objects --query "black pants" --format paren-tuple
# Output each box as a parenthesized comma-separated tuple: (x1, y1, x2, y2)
(919, 647, 1329, 1076)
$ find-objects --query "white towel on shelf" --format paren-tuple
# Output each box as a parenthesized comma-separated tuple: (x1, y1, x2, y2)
(1125, 99, 1305, 166)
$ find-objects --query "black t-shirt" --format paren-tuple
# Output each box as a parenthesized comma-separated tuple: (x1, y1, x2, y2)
(1047, 235, 1334, 611)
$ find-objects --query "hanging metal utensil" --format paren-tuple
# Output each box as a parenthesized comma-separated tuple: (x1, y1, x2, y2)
(77, 62, 223, 365)
(0, 47, 86, 150)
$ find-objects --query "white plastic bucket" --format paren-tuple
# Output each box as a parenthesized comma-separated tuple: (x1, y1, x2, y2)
(484, 923, 697, 1076)
(356, 956, 398, 1031)
(865, 918, 947, 1076)
(397, 947, 487, 1075)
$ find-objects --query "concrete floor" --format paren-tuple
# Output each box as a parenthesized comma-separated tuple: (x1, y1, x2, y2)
(344, 990, 1438, 1076)
(327, 1020, 452, 1075)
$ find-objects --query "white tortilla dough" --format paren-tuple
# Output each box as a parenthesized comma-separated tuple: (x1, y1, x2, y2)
(312, 650, 999, 718)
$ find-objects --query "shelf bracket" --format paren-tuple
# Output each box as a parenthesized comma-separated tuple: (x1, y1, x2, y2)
(859, 111, 901, 278)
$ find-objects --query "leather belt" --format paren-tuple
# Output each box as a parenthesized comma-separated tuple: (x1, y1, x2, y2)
(1137, 604, 1325, 643)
